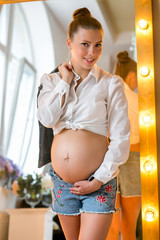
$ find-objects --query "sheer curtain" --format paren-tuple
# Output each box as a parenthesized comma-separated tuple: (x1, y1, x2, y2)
(0, 4, 37, 173)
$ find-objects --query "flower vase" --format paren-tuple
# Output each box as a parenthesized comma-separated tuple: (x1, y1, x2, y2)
(0, 186, 17, 212)
(25, 191, 42, 208)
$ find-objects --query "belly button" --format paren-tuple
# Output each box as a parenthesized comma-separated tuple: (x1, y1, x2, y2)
(64, 153, 69, 162)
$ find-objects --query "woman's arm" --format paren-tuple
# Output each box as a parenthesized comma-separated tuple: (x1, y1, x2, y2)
(93, 75, 130, 184)
(124, 83, 139, 144)
(37, 74, 70, 128)
(37, 63, 73, 128)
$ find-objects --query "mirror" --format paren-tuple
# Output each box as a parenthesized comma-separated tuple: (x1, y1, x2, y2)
(0, 0, 136, 173)
(0, 0, 142, 239)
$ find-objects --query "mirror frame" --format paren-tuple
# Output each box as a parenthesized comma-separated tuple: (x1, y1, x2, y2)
(135, 0, 159, 239)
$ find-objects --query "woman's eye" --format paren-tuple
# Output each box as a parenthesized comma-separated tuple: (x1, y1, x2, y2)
(96, 43, 102, 47)
(81, 43, 89, 47)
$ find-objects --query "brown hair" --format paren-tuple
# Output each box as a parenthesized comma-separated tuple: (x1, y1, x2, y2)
(114, 51, 137, 80)
(68, 7, 103, 39)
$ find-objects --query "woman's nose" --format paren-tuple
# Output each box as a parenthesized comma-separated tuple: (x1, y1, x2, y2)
(88, 46, 95, 55)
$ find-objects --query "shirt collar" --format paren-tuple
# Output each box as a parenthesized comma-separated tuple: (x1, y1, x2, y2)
(89, 65, 99, 83)
(69, 61, 99, 83)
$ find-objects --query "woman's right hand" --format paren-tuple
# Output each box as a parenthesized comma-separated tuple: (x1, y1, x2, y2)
(58, 62, 74, 85)
(69, 178, 103, 195)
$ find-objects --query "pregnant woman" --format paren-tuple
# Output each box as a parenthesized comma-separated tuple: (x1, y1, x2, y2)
(37, 7, 130, 240)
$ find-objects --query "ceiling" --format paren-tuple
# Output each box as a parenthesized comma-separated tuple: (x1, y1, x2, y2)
(45, 0, 135, 38)
(102, 0, 135, 33)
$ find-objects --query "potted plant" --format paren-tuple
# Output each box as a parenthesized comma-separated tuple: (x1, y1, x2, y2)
(0, 154, 22, 211)
(12, 172, 52, 208)
(16, 173, 42, 208)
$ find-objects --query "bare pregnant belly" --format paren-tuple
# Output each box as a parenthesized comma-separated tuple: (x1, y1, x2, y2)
(51, 129, 108, 183)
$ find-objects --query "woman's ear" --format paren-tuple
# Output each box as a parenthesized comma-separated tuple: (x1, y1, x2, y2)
(67, 38, 72, 49)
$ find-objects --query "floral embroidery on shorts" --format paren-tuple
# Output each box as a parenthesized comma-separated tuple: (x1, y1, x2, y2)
(97, 195, 106, 203)
(105, 185, 113, 193)
(96, 181, 116, 207)
(56, 185, 66, 199)
(51, 184, 66, 207)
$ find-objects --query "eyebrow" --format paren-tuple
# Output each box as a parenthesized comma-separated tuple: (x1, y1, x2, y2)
(81, 40, 103, 43)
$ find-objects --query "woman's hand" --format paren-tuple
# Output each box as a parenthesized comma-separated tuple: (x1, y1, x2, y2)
(69, 178, 103, 195)
(58, 62, 74, 85)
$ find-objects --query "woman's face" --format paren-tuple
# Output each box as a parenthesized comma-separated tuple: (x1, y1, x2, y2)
(67, 27, 103, 76)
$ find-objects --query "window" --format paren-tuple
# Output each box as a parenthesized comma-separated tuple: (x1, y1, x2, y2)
(0, 4, 37, 174)
(6, 59, 36, 167)
(0, 5, 8, 46)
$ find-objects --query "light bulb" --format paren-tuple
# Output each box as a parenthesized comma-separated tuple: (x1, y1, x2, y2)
(142, 113, 152, 126)
(143, 160, 154, 173)
(144, 208, 156, 222)
(138, 19, 149, 30)
(139, 66, 150, 77)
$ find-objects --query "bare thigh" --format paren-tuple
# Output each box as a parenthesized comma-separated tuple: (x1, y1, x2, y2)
(79, 213, 113, 240)
(58, 214, 80, 240)
(106, 193, 121, 240)
(121, 196, 141, 226)
(121, 196, 141, 240)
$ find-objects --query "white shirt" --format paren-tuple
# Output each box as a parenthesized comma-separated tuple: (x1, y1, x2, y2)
(37, 64, 130, 184)
(124, 83, 139, 144)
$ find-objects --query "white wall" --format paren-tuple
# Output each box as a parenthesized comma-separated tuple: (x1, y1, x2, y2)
(44, 4, 69, 69)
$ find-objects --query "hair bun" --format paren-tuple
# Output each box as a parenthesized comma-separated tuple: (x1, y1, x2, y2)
(116, 51, 130, 63)
(73, 7, 91, 19)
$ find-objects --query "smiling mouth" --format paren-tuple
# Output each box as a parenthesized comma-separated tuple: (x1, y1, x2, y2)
(84, 58, 95, 64)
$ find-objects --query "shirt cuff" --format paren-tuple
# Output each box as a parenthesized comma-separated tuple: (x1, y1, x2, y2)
(93, 167, 119, 184)
(54, 80, 70, 94)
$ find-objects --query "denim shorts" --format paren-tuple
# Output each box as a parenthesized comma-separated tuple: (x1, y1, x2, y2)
(118, 151, 141, 197)
(49, 166, 117, 215)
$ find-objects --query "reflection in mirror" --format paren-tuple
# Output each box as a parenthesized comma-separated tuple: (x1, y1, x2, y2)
(0, 0, 136, 173)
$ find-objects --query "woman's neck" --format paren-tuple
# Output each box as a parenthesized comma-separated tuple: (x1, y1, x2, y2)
(71, 61, 91, 80)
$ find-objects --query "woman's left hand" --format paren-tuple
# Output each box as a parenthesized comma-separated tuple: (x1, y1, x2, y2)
(69, 178, 103, 195)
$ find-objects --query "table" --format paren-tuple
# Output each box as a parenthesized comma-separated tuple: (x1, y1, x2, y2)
(7, 208, 56, 240)
(0, 212, 9, 240)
